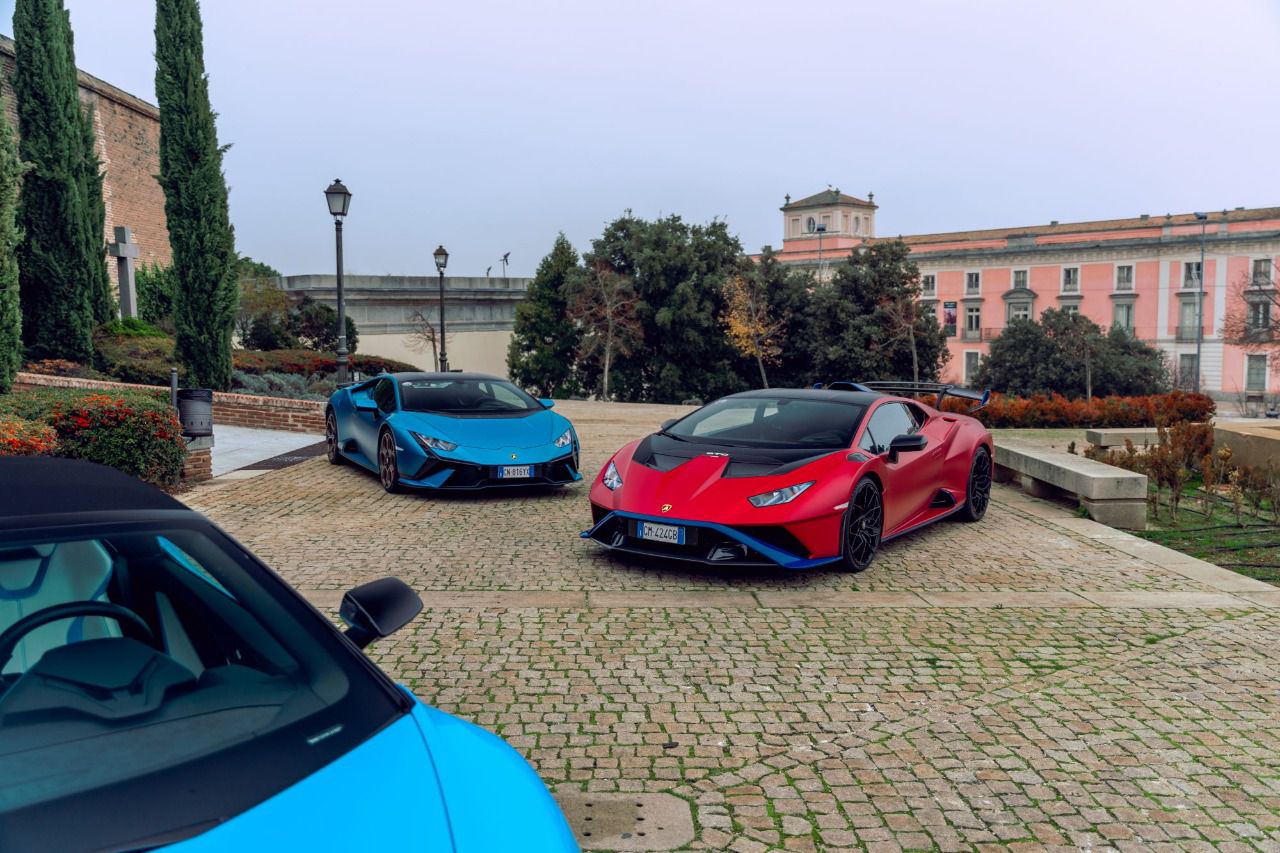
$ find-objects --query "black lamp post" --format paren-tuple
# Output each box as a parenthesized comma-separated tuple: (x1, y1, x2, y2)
(324, 179, 353, 383)
(433, 244, 449, 372)
(1194, 211, 1207, 394)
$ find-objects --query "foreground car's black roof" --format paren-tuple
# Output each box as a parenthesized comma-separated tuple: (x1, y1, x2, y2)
(0, 457, 185, 519)
(727, 388, 882, 405)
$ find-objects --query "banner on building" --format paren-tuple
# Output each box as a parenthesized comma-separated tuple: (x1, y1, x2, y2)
(942, 301, 957, 337)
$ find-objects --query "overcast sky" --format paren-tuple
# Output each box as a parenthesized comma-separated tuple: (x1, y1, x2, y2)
(3, 0, 1278, 277)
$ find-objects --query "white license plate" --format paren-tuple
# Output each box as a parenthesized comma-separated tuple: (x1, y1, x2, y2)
(637, 522, 685, 545)
(499, 465, 532, 479)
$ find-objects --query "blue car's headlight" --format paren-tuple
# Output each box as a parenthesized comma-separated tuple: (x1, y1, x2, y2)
(554, 428, 574, 448)
(748, 481, 814, 508)
(412, 432, 457, 453)
(602, 460, 623, 490)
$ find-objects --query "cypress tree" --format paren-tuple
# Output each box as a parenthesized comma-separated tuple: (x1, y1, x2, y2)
(12, 0, 97, 361)
(156, 0, 237, 390)
(0, 101, 23, 393)
(507, 233, 583, 397)
(65, 15, 113, 324)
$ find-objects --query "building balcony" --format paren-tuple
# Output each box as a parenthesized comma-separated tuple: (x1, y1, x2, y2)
(960, 327, 1001, 342)
(1175, 325, 1202, 342)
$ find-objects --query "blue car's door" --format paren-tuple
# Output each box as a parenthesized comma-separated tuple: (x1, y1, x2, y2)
(349, 378, 396, 464)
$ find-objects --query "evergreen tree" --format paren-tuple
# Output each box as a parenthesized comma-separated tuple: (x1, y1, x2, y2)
(12, 0, 97, 361)
(0, 104, 23, 393)
(507, 233, 582, 397)
(156, 0, 238, 390)
(802, 240, 948, 384)
(65, 18, 112, 323)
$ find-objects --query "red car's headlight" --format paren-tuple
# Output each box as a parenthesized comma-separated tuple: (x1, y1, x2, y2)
(747, 481, 814, 508)
(602, 460, 623, 490)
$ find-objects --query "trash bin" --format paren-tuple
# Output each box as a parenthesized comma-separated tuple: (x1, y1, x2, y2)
(176, 388, 214, 437)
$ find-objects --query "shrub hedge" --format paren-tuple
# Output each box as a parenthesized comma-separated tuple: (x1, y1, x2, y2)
(937, 390, 1215, 429)
(232, 349, 419, 377)
(0, 416, 58, 456)
(0, 388, 186, 488)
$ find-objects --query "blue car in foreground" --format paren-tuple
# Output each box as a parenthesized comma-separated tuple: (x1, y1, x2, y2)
(0, 458, 578, 852)
(327, 372, 582, 493)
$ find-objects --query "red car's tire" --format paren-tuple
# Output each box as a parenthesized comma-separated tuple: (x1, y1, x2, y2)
(378, 429, 402, 494)
(838, 478, 882, 573)
(957, 446, 992, 522)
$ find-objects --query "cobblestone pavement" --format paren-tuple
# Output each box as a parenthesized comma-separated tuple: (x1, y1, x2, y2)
(185, 401, 1280, 852)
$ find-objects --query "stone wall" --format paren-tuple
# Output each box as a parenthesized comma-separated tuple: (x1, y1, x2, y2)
(0, 34, 171, 267)
(1214, 421, 1280, 470)
(13, 373, 324, 435)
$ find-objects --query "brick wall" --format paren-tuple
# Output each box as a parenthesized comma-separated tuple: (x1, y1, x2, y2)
(13, 373, 326, 435)
(0, 35, 171, 268)
(182, 447, 212, 482)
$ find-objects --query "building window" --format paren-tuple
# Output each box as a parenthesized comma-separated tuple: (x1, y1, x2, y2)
(1061, 267, 1079, 293)
(963, 306, 982, 340)
(965, 272, 981, 295)
(1008, 303, 1031, 322)
(1061, 304, 1080, 317)
(806, 216, 816, 233)
(854, 216, 861, 234)
(1115, 265, 1134, 291)
(1178, 300, 1199, 340)
(1253, 258, 1273, 286)
(1246, 354, 1267, 392)
(1183, 261, 1202, 289)
(1113, 302, 1134, 331)
(1248, 301, 1272, 332)
(964, 351, 981, 384)
(790, 217, 800, 237)
(1012, 269, 1028, 290)
(820, 214, 831, 231)
(1178, 354, 1199, 389)
(920, 274, 935, 296)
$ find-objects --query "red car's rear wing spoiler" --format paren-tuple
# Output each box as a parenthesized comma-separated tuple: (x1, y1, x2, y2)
(840, 381, 992, 413)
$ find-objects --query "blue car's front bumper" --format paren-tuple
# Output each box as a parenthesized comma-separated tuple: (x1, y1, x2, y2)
(582, 510, 840, 570)
(399, 447, 583, 489)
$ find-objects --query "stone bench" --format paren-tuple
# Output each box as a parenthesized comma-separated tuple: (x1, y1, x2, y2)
(1084, 427, 1160, 450)
(994, 440, 1148, 529)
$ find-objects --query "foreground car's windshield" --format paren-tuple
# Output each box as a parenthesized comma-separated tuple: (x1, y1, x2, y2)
(665, 396, 867, 449)
(400, 378, 542, 414)
(0, 521, 400, 826)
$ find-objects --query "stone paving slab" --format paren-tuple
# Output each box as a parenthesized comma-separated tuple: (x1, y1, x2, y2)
(182, 400, 1280, 851)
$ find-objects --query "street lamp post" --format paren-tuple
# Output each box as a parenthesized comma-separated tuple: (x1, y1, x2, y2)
(324, 179, 353, 383)
(1194, 211, 1207, 394)
(433, 245, 450, 372)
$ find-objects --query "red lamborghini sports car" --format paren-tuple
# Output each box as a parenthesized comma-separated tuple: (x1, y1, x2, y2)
(583, 382, 993, 572)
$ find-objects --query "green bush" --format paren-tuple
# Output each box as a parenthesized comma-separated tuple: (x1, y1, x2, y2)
(243, 315, 299, 351)
(0, 387, 185, 488)
(99, 317, 169, 338)
(93, 327, 178, 386)
(136, 263, 177, 330)
(231, 370, 333, 401)
(232, 349, 418, 377)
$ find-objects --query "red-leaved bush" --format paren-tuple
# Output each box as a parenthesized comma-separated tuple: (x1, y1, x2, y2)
(0, 417, 58, 456)
(44, 393, 187, 488)
(233, 349, 419, 377)
(936, 391, 1215, 428)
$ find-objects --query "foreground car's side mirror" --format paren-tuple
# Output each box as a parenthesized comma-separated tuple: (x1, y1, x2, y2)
(540, 398, 556, 409)
(340, 578, 423, 649)
(660, 418, 678, 431)
(888, 433, 928, 463)
(354, 399, 379, 413)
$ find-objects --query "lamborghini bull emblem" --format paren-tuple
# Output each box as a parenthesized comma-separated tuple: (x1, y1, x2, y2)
(661, 504, 672, 513)
(511, 453, 518, 459)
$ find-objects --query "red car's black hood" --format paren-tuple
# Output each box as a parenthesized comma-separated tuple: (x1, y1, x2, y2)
(633, 433, 842, 479)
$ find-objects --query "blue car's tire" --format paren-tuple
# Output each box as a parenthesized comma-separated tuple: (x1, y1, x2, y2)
(325, 410, 343, 466)
(378, 429, 402, 493)
(838, 478, 882, 573)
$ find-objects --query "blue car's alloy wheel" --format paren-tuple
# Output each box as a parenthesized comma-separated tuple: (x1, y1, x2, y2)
(326, 410, 343, 466)
(378, 430, 402, 493)
(840, 478, 882, 572)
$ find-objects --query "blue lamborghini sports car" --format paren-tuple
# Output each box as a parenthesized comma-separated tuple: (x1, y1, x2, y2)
(326, 372, 582, 493)
(0, 457, 578, 852)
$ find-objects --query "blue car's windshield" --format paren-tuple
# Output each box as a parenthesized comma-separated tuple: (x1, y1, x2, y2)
(400, 378, 542, 414)
(665, 396, 867, 449)
(0, 521, 402, 840)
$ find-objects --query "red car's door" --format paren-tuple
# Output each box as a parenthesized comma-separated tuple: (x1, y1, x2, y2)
(856, 401, 940, 533)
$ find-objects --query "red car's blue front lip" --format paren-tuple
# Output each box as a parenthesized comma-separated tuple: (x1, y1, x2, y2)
(582, 509, 841, 570)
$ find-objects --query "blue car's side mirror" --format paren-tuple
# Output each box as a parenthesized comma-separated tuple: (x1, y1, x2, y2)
(539, 398, 555, 409)
(354, 399, 378, 413)
(340, 577, 423, 649)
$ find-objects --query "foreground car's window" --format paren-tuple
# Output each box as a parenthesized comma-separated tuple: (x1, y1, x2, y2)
(0, 523, 399, 818)
(400, 378, 541, 414)
(666, 397, 867, 448)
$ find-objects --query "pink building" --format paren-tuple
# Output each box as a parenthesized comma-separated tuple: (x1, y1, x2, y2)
(766, 190, 1280, 399)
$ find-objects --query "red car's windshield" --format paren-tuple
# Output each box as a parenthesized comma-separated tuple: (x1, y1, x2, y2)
(664, 396, 867, 449)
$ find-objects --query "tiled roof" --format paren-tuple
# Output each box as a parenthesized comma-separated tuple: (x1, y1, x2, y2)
(783, 189, 874, 210)
(896, 207, 1280, 246)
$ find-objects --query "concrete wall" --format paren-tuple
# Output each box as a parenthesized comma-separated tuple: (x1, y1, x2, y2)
(1214, 422, 1280, 470)
(359, 330, 515, 377)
